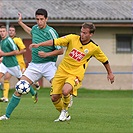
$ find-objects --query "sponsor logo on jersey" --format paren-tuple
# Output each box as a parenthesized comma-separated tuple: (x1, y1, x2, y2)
(69, 48, 85, 61)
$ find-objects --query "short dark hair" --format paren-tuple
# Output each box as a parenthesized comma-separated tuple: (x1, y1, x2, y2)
(0, 25, 6, 29)
(35, 8, 48, 18)
(9, 25, 15, 29)
(82, 22, 96, 34)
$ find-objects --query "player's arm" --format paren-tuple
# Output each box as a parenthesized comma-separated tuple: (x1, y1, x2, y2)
(0, 57, 3, 63)
(0, 49, 19, 56)
(38, 48, 64, 58)
(14, 38, 26, 55)
(29, 35, 70, 49)
(16, 49, 26, 55)
(103, 61, 114, 84)
(29, 40, 54, 49)
(18, 13, 32, 35)
(93, 46, 114, 84)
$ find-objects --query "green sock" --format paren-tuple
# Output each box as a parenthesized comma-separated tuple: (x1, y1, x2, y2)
(30, 86, 35, 96)
(0, 82, 3, 90)
(6, 94, 20, 118)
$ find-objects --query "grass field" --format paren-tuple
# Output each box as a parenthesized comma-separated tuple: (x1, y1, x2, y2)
(0, 88, 132, 133)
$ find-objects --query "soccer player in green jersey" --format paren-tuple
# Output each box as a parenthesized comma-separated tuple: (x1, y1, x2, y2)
(0, 25, 22, 106)
(0, 25, 40, 103)
(0, 26, 22, 79)
(29, 22, 115, 122)
(0, 25, 26, 103)
(0, 8, 63, 120)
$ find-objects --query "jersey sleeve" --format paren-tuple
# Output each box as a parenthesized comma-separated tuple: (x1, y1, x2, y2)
(48, 28, 63, 50)
(8, 37, 18, 51)
(93, 46, 108, 63)
(54, 34, 72, 47)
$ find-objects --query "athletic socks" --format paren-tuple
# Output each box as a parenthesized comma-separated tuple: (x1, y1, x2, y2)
(6, 94, 20, 118)
(29, 86, 36, 96)
(53, 98, 63, 112)
(62, 94, 70, 110)
(3, 80, 10, 99)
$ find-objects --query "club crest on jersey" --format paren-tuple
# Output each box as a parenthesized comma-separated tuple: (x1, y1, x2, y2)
(84, 49, 89, 54)
(69, 48, 85, 61)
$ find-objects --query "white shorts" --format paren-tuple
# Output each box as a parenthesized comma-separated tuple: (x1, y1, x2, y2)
(23, 62, 57, 83)
(0, 63, 22, 78)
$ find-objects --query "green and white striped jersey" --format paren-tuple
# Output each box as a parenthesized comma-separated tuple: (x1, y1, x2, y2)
(0, 36, 18, 67)
(31, 25, 62, 63)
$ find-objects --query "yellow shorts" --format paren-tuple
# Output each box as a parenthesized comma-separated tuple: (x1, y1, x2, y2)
(51, 67, 82, 96)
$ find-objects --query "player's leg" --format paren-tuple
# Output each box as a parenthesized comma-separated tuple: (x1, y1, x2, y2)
(0, 89, 22, 120)
(33, 81, 40, 90)
(68, 94, 73, 108)
(20, 66, 38, 98)
(54, 76, 80, 122)
(51, 94, 63, 112)
(0, 75, 34, 120)
(0, 66, 23, 120)
(0, 63, 9, 102)
(50, 68, 71, 122)
(21, 75, 38, 103)
(22, 63, 43, 103)
(61, 76, 78, 110)
(52, 92, 71, 122)
(62, 83, 73, 110)
(43, 62, 64, 111)
(68, 77, 81, 108)
(56, 83, 72, 121)
(5, 91, 21, 119)
(0, 81, 3, 90)
(2, 72, 12, 102)
(0, 65, 36, 120)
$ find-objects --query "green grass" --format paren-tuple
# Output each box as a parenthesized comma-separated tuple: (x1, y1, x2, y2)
(0, 88, 132, 133)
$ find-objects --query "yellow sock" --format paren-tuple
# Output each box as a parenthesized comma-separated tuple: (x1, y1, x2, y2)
(62, 94, 70, 110)
(3, 80, 10, 99)
(53, 98, 63, 112)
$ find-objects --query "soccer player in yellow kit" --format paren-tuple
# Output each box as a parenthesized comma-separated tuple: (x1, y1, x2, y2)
(30, 22, 115, 122)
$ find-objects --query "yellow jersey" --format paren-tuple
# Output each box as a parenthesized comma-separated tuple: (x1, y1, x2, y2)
(54, 34, 108, 81)
(13, 37, 26, 70)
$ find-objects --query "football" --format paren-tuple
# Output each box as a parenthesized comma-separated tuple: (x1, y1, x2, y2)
(15, 80, 30, 95)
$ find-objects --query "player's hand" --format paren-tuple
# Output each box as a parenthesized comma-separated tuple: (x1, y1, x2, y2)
(38, 51, 48, 58)
(0, 50, 4, 57)
(29, 44, 39, 50)
(18, 12, 22, 23)
(107, 73, 114, 84)
(0, 57, 3, 63)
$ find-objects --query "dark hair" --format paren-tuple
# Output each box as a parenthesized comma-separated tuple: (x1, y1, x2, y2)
(35, 8, 48, 18)
(9, 25, 15, 29)
(82, 22, 96, 34)
(0, 25, 6, 29)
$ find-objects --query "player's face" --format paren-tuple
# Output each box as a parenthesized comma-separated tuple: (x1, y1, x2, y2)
(80, 27, 93, 44)
(0, 28, 8, 39)
(9, 27, 16, 38)
(36, 15, 47, 29)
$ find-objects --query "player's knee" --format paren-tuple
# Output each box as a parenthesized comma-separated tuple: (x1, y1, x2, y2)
(62, 89, 70, 96)
(62, 83, 73, 96)
(51, 94, 60, 102)
(14, 90, 21, 97)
